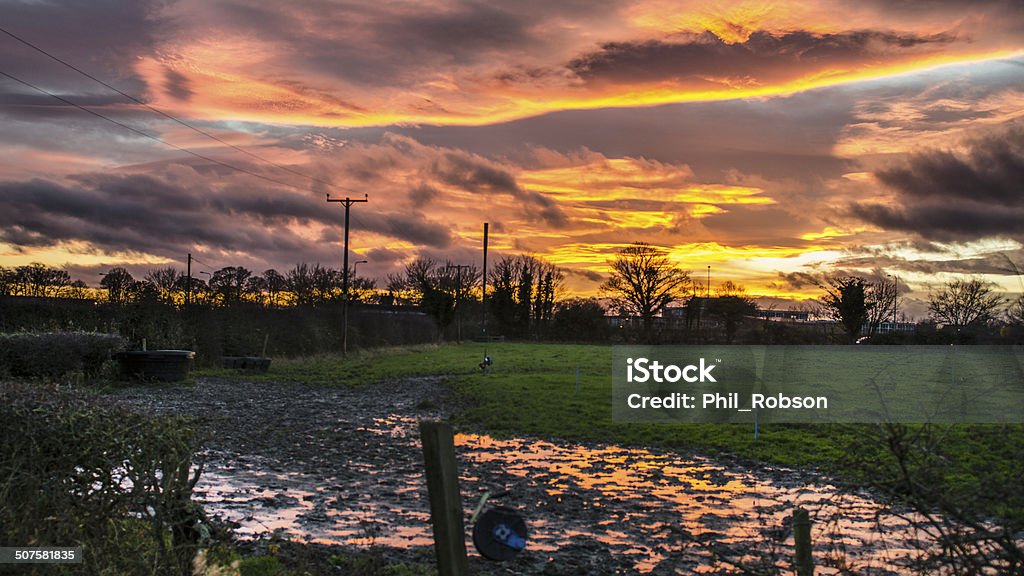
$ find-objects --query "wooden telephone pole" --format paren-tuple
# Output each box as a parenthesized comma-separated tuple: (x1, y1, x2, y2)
(327, 193, 368, 355)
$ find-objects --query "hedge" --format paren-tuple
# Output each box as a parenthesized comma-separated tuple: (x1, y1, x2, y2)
(0, 331, 125, 380)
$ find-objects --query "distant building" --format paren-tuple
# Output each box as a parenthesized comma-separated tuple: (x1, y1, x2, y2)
(757, 309, 810, 322)
(866, 320, 916, 334)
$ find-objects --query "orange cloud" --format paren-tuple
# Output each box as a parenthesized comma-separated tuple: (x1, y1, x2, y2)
(122, 1, 1024, 127)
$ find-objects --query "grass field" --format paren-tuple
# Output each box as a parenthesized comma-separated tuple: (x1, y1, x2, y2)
(197, 342, 901, 466)
(201, 340, 1024, 522)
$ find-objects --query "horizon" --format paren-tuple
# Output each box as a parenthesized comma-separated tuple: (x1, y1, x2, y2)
(3, 1, 1024, 320)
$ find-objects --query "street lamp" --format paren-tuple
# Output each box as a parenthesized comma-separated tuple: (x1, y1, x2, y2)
(887, 274, 899, 331)
(352, 260, 368, 278)
(344, 260, 368, 357)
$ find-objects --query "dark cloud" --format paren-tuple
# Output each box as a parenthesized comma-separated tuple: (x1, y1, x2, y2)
(433, 152, 522, 195)
(775, 271, 825, 290)
(163, 67, 193, 101)
(0, 0, 168, 95)
(429, 150, 567, 226)
(875, 124, 1024, 205)
(378, 90, 857, 180)
(409, 183, 441, 208)
(354, 212, 454, 249)
(568, 30, 955, 87)
(853, 123, 1024, 241)
(190, 1, 541, 88)
(566, 267, 605, 282)
(834, 252, 1024, 277)
(0, 167, 455, 269)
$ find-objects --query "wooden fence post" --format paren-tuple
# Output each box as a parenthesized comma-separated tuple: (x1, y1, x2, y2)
(420, 421, 470, 576)
(793, 507, 814, 576)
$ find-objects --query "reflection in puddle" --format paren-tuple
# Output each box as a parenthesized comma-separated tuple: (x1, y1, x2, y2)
(195, 416, 927, 574)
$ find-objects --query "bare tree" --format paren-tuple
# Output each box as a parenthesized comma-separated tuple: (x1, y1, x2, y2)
(389, 258, 456, 340)
(600, 242, 690, 337)
(145, 267, 183, 304)
(100, 267, 135, 305)
(928, 278, 1003, 327)
(261, 269, 287, 307)
(1007, 295, 1024, 325)
(866, 275, 899, 336)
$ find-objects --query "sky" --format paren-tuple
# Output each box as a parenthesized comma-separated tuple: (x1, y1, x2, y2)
(1, 0, 1024, 316)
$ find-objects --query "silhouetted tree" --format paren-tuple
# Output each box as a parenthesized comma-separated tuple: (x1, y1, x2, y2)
(551, 298, 609, 341)
(389, 258, 454, 339)
(311, 264, 340, 303)
(6, 263, 71, 298)
(388, 258, 479, 340)
(0, 267, 14, 296)
(601, 242, 689, 338)
(708, 281, 757, 343)
(866, 275, 899, 336)
(145, 267, 183, 304)
(261, 269, 287, 306)
(820, 276, 872, 343)
(488, 255, 561, 338)
(1007, 295, 1024, 326)
(287, 263, 317, 306)
(928, 278, 1003, 327)
(66, 279, 90, 300)
(101, 267, 135, 305)
(209, 266, 252, 306)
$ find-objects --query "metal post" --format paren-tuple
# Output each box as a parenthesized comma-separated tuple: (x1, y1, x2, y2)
(186, 253, 192, 306)
(893, 275, 898, 327)
(482, 222, 489, 338)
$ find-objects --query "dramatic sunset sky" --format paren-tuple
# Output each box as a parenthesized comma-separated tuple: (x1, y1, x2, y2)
(2, 0, 1023, 315)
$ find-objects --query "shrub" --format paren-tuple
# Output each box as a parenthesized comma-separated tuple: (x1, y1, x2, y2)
(0, 331, 125, 380)
(0, 381, 206, 575)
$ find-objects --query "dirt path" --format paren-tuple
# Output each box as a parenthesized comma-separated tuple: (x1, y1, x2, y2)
(113, 377, 922, 575)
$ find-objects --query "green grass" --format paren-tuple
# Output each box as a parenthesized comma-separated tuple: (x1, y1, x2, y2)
(196, 343, 486, 386)
(204, 341, 1024, 520)
(200, 342, 863, 467)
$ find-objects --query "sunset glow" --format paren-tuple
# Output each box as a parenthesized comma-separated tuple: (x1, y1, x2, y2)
(3, 0, 1024, 315)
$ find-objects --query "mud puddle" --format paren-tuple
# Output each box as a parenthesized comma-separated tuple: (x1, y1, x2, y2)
(114, 377, 927, 575)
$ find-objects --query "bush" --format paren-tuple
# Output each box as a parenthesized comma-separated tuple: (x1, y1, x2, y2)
(0, 381, 207, 575)
(0, 331, 125, 380)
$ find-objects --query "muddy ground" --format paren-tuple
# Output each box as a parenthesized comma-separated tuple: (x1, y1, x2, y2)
(113, 377, 921, 575)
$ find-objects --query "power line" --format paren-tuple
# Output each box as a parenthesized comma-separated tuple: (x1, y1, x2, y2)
(0, 68, 325, 194)
(189, 256, 219, 271)
(0, 25, 356, 194)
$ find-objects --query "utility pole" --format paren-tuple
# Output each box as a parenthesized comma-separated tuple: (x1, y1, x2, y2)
(327, 193, 368, 356)
(482, 223, 489, 339)
(186, 253, 192, 306)
(446, 264, 472, 343)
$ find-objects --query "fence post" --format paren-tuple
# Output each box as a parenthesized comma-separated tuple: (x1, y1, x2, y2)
(420, 421, 470, 576)
(793, 507, 814, 576)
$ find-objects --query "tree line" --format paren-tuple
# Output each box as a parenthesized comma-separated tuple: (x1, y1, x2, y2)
(600, 241, 1024, 342)
(0, 263, 376, 307)
(5, 242, 1024, 343)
